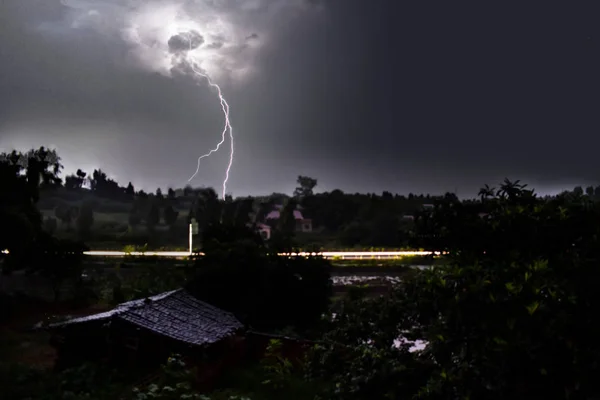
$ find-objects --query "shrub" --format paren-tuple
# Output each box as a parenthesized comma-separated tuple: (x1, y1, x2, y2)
(186, 230, 332, 331)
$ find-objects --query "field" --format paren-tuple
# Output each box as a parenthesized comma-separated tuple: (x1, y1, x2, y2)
(38, 190, 193, 249)
(37, 190, 422, 252)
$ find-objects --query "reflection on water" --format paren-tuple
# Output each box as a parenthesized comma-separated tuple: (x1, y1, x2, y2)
(332, 265, 432, 286)
(394, 337, 428, 352)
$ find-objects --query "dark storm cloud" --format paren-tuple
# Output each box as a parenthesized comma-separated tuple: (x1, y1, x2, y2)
(168, 30, 204, 53)
(235, 1, 600, 196)
(2, 0, 600, 197)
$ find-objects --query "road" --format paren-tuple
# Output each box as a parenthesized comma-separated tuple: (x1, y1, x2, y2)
(82, 250, 442, 260)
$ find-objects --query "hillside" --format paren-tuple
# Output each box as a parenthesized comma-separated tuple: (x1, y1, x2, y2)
(37, 188, 192, 250)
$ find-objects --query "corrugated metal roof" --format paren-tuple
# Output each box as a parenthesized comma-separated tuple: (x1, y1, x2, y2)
(47, 289, 243, 346)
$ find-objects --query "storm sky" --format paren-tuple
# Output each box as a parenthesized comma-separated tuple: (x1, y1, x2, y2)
(2, 1, 600, 197)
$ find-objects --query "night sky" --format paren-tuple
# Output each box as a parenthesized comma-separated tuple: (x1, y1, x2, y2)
(2, 1, 600, 197)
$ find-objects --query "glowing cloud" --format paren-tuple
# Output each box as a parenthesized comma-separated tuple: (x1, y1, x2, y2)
(54, 0, 320, 83)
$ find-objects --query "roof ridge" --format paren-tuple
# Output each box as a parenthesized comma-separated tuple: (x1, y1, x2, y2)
(43, 289, 185, 329)
(116, 288, 183, 310)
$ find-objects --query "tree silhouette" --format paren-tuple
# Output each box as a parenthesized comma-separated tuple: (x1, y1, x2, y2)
(586, 185, 594, 197)
(478, 184, 496, 201)
(64, 169, 87, 190)
(0, 158, 42, 260)
(0, 148, 77, 273)
(90, 169, 108, 193)
(167, 187, 176, 200)
(278, 198, 298, 234)
(192, 187, 222, 233)
(125, 182, 135, 197)
(294, 175, 317, 198)
(497, 178, 531, 201)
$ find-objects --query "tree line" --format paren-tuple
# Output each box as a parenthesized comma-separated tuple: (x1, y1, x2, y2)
(4, 146, 600, 252)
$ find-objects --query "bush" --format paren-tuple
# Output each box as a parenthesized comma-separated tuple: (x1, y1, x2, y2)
(306, 181, 600, 399)
(186, 225, 332, 331)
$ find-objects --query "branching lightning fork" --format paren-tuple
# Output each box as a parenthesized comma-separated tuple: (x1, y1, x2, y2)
(186, 41, 235, 199)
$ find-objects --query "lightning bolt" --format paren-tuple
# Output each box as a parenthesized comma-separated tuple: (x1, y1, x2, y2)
(186, 43, 234, 200)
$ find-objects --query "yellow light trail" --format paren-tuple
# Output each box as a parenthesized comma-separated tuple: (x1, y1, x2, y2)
(81, 250, 441, 259)
(2, 249, 444, 260)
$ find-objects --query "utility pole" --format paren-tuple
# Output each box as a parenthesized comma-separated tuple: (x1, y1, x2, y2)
(189, 218, 199, 255)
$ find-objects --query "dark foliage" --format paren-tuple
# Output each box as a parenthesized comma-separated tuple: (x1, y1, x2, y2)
(0, 148, 60, 266)
(186, 223, 332, 331)
(306, 180, 600, 399)
(163, 204, 179, 227)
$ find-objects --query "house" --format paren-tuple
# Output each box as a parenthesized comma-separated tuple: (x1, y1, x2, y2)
(265, 206, 313, 233)
(43, 289, 244, 373)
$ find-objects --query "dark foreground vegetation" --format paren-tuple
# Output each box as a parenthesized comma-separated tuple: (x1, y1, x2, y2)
(3, 147, 600, 399)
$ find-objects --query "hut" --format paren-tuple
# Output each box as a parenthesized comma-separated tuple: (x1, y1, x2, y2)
(44, 289, 245, 375)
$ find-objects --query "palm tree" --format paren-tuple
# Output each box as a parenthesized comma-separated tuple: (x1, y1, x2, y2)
(497, 179, 527, 200)
(478, 184, 496, 202)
